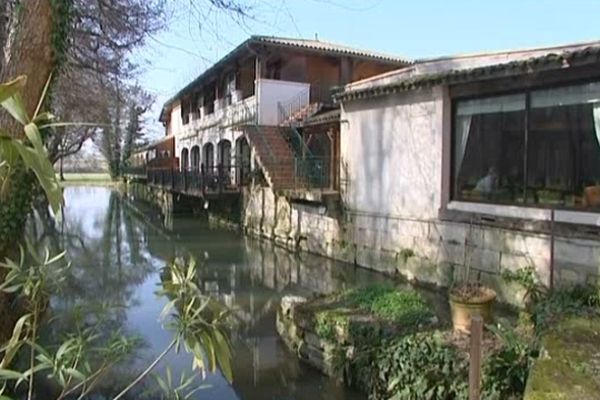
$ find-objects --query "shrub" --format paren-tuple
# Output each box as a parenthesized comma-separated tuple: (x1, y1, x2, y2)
(351, 333, 468, 400)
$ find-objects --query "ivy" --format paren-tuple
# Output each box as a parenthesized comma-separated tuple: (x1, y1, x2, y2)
(0, 164, 34, 254)
(50, 0, 73, 71)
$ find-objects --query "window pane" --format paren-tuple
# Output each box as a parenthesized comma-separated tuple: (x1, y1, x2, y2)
(454, 95, 526, 203)
(528, 83, 600, 209)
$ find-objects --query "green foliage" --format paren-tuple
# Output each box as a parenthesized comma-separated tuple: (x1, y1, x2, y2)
(0, 249, 233, 400)
(352, 333, 469, 400)
(502, 266, 547, 307)
(158, 256, 233, 383)
(483, 324, 538, 399)
(345, 285, 433, 325)
(149, 367, 210, 400)
(531, 284, 600, 332)
(314, 311, 348, 341)
(0, 76, 64, 250)
(350, 326, 537, 400)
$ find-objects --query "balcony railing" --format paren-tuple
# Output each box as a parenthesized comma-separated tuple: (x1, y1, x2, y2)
(146, 165, 251, 196)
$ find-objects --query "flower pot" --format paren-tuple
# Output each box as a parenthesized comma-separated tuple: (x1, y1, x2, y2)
(449, 286, 496, 333)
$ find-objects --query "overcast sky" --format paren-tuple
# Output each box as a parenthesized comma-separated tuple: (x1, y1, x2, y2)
(136, 0, 600, 138)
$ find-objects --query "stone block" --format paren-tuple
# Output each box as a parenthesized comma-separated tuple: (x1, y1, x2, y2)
(468, 248, 501, 273)
(280, 295, 307, 317)
(554, 239, 594, 268)
(428, 221, 467, 245)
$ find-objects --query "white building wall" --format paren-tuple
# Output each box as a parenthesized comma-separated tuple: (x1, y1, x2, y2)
(170, 102, 183, 135)
(341, 87, 443, 219)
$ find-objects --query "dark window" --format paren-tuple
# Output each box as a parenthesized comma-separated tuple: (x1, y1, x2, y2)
(453, 81, 600, 210)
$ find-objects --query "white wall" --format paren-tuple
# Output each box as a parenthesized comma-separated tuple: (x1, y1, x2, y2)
(257, 79, 310, 125)
(341, 87, 444, 219)
(169, 102, 184, 138)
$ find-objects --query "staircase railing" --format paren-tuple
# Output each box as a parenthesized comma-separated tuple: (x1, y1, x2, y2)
(277, 85, 311, 125)
(294, 156, 333, 190)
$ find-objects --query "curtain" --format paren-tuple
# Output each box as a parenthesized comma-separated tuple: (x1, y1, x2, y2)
(454, 115, 472, 177)
(593, 103, 600, 150)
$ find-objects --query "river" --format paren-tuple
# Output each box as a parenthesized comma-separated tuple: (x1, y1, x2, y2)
(35, 186, 399, 399)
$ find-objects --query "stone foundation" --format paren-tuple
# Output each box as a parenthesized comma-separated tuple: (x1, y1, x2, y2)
(242, 185, 600, 307)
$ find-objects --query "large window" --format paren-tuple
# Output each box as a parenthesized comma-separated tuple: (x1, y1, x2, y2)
(453, 81, 600, 210)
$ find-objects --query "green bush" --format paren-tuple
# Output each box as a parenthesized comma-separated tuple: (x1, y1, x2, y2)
(349, 325, 537, 400)
(352, 333, 468, 400)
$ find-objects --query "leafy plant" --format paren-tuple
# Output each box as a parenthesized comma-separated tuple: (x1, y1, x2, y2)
(483, 323, 538, 399)
(502, 266, 547, 308)
(0, 251, 233, 400)
(149, 367, 210, 400)
(0, 75, 63, 214)
(352, 333, 469, 400)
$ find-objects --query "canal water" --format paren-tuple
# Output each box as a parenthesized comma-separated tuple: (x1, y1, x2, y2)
(40, 186, 399, 399)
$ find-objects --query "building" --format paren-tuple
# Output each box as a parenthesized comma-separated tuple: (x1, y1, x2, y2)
(141, 37, 600, 306)
(332, 40, 600, 300)
(129, 136, 178, 172)
(157, 35, 408, 194)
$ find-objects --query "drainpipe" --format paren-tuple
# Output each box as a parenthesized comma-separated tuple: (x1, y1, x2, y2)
(549, 209, 555, 290)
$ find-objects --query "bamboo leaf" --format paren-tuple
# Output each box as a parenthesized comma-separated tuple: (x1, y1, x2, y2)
(0, 76, 26, 105)
(1, 92, 28, 125)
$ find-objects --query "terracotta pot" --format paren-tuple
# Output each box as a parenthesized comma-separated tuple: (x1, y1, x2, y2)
(449, 288, 496, 334)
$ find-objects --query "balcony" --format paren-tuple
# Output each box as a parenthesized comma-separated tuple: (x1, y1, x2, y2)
(177, 79, 314, 136)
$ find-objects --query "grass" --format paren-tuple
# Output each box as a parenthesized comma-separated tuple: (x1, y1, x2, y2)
(345, 285, 433, 324)
(58, 172, 116, 186)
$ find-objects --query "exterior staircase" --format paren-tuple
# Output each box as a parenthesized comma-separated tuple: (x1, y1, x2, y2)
(279, 102, 324, 126)
(244, 125, 298, 190)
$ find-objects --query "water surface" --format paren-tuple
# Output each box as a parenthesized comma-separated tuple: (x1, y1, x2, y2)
(42, 186, 398, 399)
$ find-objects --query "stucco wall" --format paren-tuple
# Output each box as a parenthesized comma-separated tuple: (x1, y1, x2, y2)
(341, 87, 443, 219)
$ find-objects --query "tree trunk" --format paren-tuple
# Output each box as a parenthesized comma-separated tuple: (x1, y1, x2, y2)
(59, 156, 65, 181)
(0, 0, 54, 138)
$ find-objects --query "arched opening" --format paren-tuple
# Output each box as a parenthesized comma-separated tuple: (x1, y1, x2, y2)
(217, 139, 232, 171)
(202, 143, 214, 173)
(235, 136, 251, 185)
(180, 148, 189, 171)
(190, 145, 200, 171)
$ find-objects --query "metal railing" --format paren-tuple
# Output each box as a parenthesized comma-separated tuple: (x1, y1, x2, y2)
(294, 156, 334, 190)
(277, 83, 334, 125)
(146, 164, 250, 195)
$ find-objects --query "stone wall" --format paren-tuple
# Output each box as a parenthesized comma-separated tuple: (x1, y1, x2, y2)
(242, 184, 600, 306)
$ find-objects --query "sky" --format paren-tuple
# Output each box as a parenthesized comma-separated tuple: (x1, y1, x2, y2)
(137, 0, 600, 138)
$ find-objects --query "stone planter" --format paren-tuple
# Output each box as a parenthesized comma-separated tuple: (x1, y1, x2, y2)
(449, 286, 496, 333)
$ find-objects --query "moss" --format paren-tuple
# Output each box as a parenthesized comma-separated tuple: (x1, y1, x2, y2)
(525, 316, 600, 400)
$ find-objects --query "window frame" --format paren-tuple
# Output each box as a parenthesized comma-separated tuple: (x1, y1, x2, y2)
(450, 76, 600, 213)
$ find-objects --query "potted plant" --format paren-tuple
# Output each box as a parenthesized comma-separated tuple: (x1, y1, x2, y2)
(449, 218, 496, 333)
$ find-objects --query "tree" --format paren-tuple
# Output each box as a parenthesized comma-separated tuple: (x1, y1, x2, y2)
(96, 80, 152, 179)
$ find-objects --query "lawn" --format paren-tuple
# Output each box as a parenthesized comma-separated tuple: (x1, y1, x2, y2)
(58, 172, 116, 186)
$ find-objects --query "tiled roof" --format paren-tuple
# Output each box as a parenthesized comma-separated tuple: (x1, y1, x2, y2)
(159, 36, 409, 121)
(251, 36, 409, 63)
(337, 43, 600, 102)
(300, 108, 340, 127)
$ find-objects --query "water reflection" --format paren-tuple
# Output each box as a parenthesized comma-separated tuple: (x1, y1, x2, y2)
(36, 187, 393, 399)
